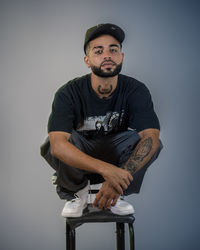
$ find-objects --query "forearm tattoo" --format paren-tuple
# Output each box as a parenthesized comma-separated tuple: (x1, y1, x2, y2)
(122, 137, 153, 174)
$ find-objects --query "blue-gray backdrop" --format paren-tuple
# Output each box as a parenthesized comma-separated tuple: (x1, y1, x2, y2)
(0, 0, 199, 249)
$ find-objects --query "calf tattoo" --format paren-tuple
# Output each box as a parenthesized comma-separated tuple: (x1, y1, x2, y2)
(122, 137, 153, 174)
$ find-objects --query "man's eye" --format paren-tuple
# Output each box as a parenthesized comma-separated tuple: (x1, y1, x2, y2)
(110, 48, 118, 53)
(95, 50, 102, 55)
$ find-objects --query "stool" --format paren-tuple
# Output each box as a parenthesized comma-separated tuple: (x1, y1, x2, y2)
(65, 204, 135, 250)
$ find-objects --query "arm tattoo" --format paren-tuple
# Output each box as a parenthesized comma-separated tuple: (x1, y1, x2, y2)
(124, 161, 138, 174)
(133, 137, 153, 162)
(122, 137, 153, 174)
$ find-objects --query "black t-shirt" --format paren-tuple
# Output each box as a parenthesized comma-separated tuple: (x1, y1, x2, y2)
(48, 74, 160, 137)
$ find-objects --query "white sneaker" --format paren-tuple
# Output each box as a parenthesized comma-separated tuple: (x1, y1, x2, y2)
(110, 197, 135, 215)
(61, 183, 89, 217)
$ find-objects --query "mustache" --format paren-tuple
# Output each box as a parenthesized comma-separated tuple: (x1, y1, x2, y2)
(100, 60, 116, 66)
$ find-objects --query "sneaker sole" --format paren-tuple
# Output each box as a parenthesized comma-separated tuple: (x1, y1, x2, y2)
(110, 207, 135, 216)
(61, 203, 87, 218)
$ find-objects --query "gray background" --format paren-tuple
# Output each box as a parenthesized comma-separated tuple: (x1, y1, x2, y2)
(0, 0, 199, 249)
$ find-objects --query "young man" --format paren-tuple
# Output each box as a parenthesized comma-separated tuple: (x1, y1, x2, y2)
(41, 23, 162, 217)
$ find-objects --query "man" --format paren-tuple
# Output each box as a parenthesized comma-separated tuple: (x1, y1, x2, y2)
(41, 23, 162, 218)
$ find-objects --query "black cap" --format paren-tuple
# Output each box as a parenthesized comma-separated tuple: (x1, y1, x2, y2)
(84, 23, 125, 54)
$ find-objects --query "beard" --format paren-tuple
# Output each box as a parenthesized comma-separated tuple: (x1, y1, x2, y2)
(90, 62, 123, 78)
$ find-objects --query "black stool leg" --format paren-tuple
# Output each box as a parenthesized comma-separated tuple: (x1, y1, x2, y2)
(116, 222, 125, 250)
(66, 223, 71, 250)
(66, 223, 76, 250)
(128, 223, 135, 250)
(70, 228, 76, 250)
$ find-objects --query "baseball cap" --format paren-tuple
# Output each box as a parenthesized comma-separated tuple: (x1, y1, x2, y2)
(84, 23, 125, 54)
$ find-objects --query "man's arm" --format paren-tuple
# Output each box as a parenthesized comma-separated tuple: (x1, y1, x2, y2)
(122, 128, 160, 174)
(48, 131, 133, 194)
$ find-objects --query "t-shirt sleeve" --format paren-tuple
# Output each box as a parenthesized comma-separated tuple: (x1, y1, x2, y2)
(128, 84, 160, 132)
(47, 88, 75, 133)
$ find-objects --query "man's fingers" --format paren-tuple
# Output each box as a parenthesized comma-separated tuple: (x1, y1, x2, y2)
(111, 197, 118, 207)
(105, 198, 113, 209)
(93, 192, 102, 207)
(124, 171, 133, 182)
(98, 196, 107, 210)
(128, 173, 133, 182)
(113, 183, 123, 195)
(122, 172, 133, 187)
(124, 178, 130, 186)
(121, 179, 129, 190)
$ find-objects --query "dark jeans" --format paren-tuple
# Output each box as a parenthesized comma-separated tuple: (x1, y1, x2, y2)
(40, 130, 163, 200)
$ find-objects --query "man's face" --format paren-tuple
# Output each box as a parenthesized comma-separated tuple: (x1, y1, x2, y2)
(84, 35, 124, 78)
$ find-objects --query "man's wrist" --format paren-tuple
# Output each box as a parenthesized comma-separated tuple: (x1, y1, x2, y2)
(95, 160, 113, 176)
(96, 160, 107, 176)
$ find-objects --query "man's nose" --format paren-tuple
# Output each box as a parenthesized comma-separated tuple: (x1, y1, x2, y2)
(103, 56, 112, 61)
(103, 49, 112, 58)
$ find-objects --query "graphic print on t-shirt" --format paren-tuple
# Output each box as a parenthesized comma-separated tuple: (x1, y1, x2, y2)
(77, 110, 125, 134)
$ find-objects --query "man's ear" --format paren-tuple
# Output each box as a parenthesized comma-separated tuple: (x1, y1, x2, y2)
(121, 52, 124, 63)
(84, 56, 91, 68)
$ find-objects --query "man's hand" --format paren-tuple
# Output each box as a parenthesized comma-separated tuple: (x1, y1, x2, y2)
(93, 181, 121, 210)
(100, 165, 133, 195)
